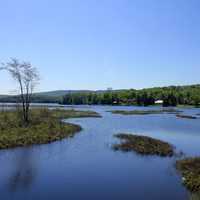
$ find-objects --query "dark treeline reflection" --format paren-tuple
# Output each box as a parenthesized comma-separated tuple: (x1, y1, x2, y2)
(7, 149, 37, 193)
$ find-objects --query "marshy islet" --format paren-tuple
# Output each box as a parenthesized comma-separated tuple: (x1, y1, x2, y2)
(176, 157, 200, 193)
(113, 133, 174, 157)
(0, 108, 101, 149)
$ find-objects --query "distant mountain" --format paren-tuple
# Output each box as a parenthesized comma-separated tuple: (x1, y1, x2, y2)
(0, 90, 104, 103)
(33, 89, 122, 97)
(34, 90, 94, 97)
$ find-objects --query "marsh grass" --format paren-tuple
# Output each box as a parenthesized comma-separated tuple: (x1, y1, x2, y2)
(176, 114, 197, 119)
(108, 109, 182, 115)
(49, 108, 102, 119)
(113, 133, 174, 157)
(190, 191, 200, 200)
(176, 157, 200, 192)
(0, 108, 101, 149)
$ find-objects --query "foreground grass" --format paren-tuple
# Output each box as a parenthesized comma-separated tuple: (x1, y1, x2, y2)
(108, 108, 182, 115)
(0, 108, 101, 149)
(176, 157, 200, 192)
(113, 134, 174, 157)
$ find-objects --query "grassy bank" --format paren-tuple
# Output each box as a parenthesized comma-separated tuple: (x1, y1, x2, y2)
(0, 108, 101, 149)
(176, 157, 200, 192)
(113, 134, 174, 157)
(108, 108, 182, 115)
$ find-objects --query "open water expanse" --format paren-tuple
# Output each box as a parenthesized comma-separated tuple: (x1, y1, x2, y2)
(0, 105, 200, 200)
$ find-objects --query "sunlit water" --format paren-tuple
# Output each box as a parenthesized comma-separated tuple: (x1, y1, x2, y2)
(0, 105, 200, 200)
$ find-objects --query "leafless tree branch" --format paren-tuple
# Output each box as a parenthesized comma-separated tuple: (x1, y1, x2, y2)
(0, 58, 40, 125)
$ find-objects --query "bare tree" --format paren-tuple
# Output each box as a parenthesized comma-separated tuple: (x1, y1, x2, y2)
(0, 58, 39, 125)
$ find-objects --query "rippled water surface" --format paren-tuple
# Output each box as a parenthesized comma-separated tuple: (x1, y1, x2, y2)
(0, 105, 200, 200)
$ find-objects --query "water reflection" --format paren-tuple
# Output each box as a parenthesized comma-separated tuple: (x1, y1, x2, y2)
(0, 105, 200, 200)
(7, 148, 37, 193)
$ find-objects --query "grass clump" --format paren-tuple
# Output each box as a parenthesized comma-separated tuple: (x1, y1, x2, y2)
(113, 134, 174, 157)
(176, 114, 197, 119)
(49, 108, 102, 119)
(109, 109, 182, 115)
(176, 157, 200, 192)
(189, 191, 200, 200)
(0, 108, 100, 149)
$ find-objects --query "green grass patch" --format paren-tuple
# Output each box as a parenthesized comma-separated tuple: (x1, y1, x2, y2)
(113, 134, 174, 157)
(0, 108, 101, 149)
(176, 157, 200, 192)
(177, 105, 196, 109)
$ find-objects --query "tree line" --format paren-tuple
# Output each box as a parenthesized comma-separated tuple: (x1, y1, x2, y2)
(61, 85, 200, 106)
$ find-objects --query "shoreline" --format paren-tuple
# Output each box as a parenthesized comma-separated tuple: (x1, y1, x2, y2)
(0, 109, 101, 150)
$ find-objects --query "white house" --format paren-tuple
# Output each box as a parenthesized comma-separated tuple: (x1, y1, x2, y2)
(155, 100, 163, 104)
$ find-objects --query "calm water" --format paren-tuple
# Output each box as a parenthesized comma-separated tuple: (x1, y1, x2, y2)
(0, 105, 200, 200)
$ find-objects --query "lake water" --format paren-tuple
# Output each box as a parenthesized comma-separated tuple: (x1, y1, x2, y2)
(0, 105, 200, 200)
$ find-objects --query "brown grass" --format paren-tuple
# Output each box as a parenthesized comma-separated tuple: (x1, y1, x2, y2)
(176, 157, 200, 192)
(0, 108, 101, 149)
(113, 133, 174, 157)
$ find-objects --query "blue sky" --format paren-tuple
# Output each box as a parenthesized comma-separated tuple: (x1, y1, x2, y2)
(0, 0, 200, 94)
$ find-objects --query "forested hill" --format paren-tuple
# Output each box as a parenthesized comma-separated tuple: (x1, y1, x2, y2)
(61, 84, 200, 106)
(0, 90, 105, 103)
(0, 90, 92, 103)
(1, 84, 200, 106)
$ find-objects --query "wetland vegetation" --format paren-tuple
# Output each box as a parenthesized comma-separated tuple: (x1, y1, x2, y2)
(113, 133, 174, 157)
(176, 157, 200, 192)
(0, 108, 100, 149)
(108, 108, 182, 115)
(176, 114, 197, 119)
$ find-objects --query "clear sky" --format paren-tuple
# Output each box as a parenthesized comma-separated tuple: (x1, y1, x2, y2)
(0, 0, 200, 94)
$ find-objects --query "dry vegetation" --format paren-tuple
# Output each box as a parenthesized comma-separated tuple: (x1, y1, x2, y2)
(176, 157, 200, 192)
(113, 133, 174, 157)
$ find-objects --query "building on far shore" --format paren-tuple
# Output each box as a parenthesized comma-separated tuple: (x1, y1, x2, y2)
(155, 100, 163, 104)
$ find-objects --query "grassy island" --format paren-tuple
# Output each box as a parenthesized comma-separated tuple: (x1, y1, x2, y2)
(108, 109, 182, 115)
(176, 114, 197, 119)
(0, 108, 101, 149)
(113, 134, 174, 157)
(176, 157, 200, 192)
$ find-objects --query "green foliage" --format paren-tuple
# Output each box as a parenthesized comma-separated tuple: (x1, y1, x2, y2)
(61, 85, 200, 106)
(2, 84, 200, 106)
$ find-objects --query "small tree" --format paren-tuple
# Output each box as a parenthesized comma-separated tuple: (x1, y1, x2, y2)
(1, 58, 39, 125)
